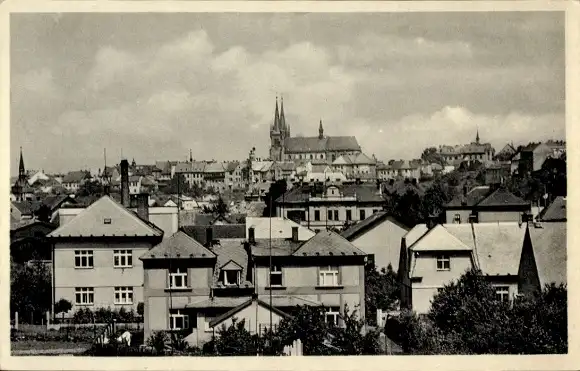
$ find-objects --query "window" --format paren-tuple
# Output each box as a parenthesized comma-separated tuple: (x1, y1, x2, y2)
(436, 255, 451, 271)
(495, 286, 510, 302)
(453, 214, 461, 224)
(113, 250, 133, 268)
(169, 309, 190, 330)
(75, 287, 94, 305)
(334, 210, 339, 221)
(360, 210, 366, 220)
(328, 210, 333, 221)
(269, 265, 283, 286)
(346, 210, 352, 221)
(114, 287, 133, 305)
(325, 306, 340, 325)
(103, 218, 112, 224)
(168, 267, 188, 289)
(223, 270, 241, 286)
(74, 250, 94, 268)
(319, 266, 339, 286)
(314, 210, 320, 221)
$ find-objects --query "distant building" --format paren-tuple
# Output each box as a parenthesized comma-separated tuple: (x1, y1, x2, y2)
(536, 196, 566, 222)
(11, 147, 35, 201)
(444, 186, 531, 224)
(517, 142, 554, 175)
(274, 183, 385, 232)
(332, 153, 377, 181)
(377, 160, 421, 181)
(61, 170, 92, 192)
(438, 130, 495, 167)
(268, 97, 361, 163)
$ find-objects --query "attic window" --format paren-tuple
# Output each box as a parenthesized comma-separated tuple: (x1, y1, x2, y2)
(104, 218, 112, 224)
(222, 270, 241, 286)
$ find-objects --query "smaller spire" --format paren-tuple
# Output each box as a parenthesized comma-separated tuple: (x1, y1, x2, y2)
(189, 149, 193, 163)
(18, 146, 25, 178)
(476, 127, 480, 144)
(319, 119, 324, 139)
(273, 95, 280, 132)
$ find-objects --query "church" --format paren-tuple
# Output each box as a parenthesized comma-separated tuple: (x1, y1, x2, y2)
(269, 98, 361, 163)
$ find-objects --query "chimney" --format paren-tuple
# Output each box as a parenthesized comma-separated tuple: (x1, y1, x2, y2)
(426, 215, 438, 230)
(291, 226, 299, 242)
(120, 159, 130, 207)
(248, 227, 256, 245)
(137, 193, 149, 221)
(205, 227, 213, 248)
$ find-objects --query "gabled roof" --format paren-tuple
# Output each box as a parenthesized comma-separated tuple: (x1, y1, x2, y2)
(220, 260, 243, 270)
(47, 195, 163, 238)
(250, 238, 304, 257)
(538, 196, 566, 222)
(404, 224, 429, 247)
(292, 230, 366, 257)
(211, 239, 252, 288)
(209, 297, 292, 328)
(477, 187, 529, 208)
(529, 222, 567, 286)
(140, 230, 216, 260)
(340, 211, 409, 241)
(408, 225, 472, 252)
(11, 201, 35, 215)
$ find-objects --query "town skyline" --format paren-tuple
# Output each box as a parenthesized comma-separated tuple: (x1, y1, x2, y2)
(11, 12, 565, 175)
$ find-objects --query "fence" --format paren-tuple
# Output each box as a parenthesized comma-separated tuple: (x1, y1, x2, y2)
(282, 339, 303, 356)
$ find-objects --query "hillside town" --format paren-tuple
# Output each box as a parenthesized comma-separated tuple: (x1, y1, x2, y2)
(9, 97, 567, 356)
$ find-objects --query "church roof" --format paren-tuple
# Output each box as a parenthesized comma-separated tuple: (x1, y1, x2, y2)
(284, 136, 361, 154)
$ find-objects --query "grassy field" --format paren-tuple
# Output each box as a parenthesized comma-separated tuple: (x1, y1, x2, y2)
(11, 341, 92, 356)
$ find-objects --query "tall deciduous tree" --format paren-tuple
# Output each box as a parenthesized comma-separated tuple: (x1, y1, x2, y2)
(262, 179, 288, 217)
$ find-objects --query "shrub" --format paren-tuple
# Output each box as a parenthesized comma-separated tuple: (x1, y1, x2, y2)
(147, 331, 168, 355)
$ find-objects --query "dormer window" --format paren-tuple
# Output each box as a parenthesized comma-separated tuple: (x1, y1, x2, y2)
(220, 260, 243, 286)
(104, 218, 112, 224)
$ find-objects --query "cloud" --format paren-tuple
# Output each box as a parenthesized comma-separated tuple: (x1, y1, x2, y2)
(353, 106, 565, 161)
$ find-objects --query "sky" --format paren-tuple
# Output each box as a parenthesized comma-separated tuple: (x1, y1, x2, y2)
(10, 12, 565, 175)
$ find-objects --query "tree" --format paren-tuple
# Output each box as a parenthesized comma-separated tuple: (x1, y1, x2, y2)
(365, 262, 399, 324)
(137, 302, 144, 318)
(421, 147, 445, 166)
(420, 181, 449, 218)
(276, 305, 332, 355)
(330, 305, 381, 355)
(397, 269, 568, 354)
(54, 298, 73, 323)
(35, 204, 52, 223)
(76, 180, 104, 197)
(213, 318, 259, 356)
(262, 179, 288, 217)
(10, 261, 52, 323)
(164, 174, 190, 196)
(203, 196, 229, 215)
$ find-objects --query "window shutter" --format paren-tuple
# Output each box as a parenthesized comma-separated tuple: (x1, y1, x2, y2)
(317, 266, 321, 285)
(337, 266, 342, 286)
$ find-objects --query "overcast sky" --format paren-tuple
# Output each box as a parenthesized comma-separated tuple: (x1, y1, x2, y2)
(10, 12, 565, 175)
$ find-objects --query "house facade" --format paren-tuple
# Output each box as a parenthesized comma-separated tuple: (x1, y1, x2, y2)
(340, 211, 410, 270)
(444, 186, 531, 224)
(332, 153, 377, 181)
(61, 171, 92, 192)
(274, 183, 385, 233)
(47, 195, 164, 315)
(518, 142, 554, 175)
(399, 222, 530, 314)
(438, 131, 495, 167)
(141, 228, 367, 346)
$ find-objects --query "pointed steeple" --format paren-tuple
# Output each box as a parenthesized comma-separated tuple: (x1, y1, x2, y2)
(273, 96, 280, 132)
(189, 149, 193, 163)
(476, 127, 480, 144)
(280, 96, 286, 135)
(319, 119, 324, 139)
(18, 146, 26, 179)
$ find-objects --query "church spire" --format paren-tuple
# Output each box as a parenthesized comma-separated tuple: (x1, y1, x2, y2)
(189, 149, 193, 163)
(18, 146, 25, 178)
(476, 127, 480, 144)
(280, 96, 286, 135)
(273, 96, 280, 132)
(319, 119, 324, 139)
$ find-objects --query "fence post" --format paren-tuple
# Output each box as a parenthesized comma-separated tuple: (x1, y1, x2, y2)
(46, 311, 51, 327)
(15, 312, 19, 330)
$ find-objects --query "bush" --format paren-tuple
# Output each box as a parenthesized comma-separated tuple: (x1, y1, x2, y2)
(147, 331, 169, 355)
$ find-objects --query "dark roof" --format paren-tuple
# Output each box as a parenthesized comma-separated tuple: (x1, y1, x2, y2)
(140, 230, 216, 260)
(275, 183, 384, 204)
(209, 297, 292, 328)
(11, 201, 35, 215)
(41, 195, 76, 212)
(250, 238, 303, 256)
(10, 220, 57, 233)
(194, 213, 247, 226)
(445, 186, 491, 208)
(292, 230, 366, 257)
(181, 225, 246, 246)
(284, 136, 361, 153)
(477, 187, 529, 208)
(340, 211, 410, 240)
(211, 239, 252, 288)
(538, 196, 566, 222)
(62, 171, 91, 183)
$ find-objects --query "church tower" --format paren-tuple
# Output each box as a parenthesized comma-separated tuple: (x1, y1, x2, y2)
(269, 97, 285, 161)
(12, 147, 28, 201)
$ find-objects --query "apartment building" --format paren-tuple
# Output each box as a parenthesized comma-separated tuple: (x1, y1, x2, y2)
(274, 183, 385, 232)
(141, 227, 367, 346)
